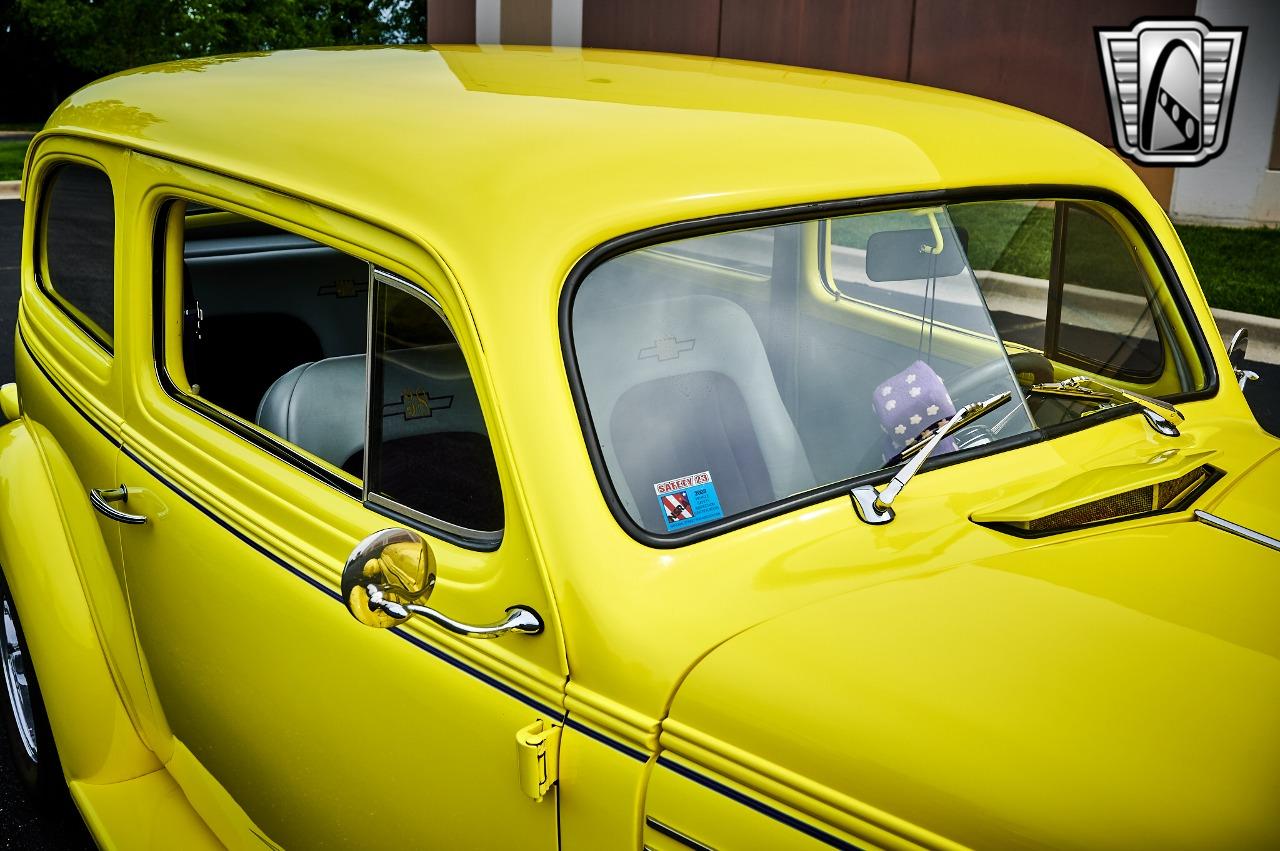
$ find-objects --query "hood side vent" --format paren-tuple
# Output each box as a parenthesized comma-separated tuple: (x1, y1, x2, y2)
(979, 465, 1220, 538)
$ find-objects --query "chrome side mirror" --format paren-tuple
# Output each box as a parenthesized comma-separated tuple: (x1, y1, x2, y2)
(341, 528, 543, 638)
(1228, 328, 1259, 392)
(1228, 327, 1249, 368)
(341, 528, 434, 628)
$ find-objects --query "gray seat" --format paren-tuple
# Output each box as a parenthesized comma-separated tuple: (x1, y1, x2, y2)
(255, 344, 488, 470)
(574, 293, 815, 530)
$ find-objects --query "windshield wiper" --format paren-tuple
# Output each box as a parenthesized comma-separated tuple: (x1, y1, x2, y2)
(1027, 375, 1184, 437)
(852, 391, 1012, 525)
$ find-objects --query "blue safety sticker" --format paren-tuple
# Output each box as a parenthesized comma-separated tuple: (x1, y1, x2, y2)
(654, 470, 724, 532)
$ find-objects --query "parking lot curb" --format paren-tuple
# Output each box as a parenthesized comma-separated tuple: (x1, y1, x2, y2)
(1209, 305, 1280, 357)
(0, 181, 20, 200)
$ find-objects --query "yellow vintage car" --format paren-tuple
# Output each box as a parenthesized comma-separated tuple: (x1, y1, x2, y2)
(2, 45, 1278, 850)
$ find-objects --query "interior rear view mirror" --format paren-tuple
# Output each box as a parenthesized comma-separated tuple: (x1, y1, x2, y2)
(865, 226, 970, 281)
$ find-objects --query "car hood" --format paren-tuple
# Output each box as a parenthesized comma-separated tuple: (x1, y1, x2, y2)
(661, 519, 1280, 850)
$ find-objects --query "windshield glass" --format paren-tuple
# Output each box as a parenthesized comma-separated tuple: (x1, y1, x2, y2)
(570, 198, 1206, 538)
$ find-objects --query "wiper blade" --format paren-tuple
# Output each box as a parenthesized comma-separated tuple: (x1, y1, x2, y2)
(885, 389, 1015, 468)
(853, 391, 1012, 524)
(1028, 375, 1184, 437)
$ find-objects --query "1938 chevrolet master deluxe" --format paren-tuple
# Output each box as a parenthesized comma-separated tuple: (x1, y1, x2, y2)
(2, 46, 1278, 850)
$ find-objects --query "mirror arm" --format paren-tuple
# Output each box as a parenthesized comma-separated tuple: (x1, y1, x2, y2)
(921, 210, 945, 255)
(1227, 328, 1259, 393)
(367, 584, 542, 638)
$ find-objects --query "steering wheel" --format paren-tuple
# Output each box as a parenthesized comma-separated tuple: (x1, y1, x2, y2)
(1008, 352, 1055, 385)
(952, 423, 997, 451)
(949, 351, 1055, 401)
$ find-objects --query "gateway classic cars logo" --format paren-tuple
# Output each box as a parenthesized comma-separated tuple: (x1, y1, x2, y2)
(1096, 18, 1246, 166)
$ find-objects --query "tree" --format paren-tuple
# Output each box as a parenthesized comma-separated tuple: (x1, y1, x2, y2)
(7, 0, 426, 106)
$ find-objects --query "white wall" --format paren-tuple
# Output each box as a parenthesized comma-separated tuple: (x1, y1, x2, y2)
(1170, 0, 1280, 226)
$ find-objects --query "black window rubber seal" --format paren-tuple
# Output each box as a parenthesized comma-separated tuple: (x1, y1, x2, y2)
(557, 184, 1220, 550)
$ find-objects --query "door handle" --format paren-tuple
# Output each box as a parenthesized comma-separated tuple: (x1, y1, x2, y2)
(89, 486, 147, 525)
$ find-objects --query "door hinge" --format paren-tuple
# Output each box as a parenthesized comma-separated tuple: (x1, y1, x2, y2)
(515, 718, 561, 801)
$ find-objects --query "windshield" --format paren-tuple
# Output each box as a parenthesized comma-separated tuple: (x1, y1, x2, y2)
(569, 198, 1206, 538)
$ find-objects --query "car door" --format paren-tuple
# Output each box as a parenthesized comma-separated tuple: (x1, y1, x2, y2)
(16, 140, 166, 759)
(115, 166, 566, 849)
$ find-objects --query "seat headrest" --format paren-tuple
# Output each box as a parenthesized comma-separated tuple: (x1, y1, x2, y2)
(255, 345, 486, 469)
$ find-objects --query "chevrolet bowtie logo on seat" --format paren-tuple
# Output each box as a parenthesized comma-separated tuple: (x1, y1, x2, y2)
(317, 279, 368, 298)
(1096, 17, 1246, 166)
(639, 336, 695, 362)
(384, 388, 454, 420)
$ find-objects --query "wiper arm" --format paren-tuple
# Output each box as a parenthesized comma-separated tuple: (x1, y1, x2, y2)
(1028, 375, 1184, 437)
(852, 391, 1012, 525)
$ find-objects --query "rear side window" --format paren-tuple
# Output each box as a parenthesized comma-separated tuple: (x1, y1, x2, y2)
(41, 163, 115, 349)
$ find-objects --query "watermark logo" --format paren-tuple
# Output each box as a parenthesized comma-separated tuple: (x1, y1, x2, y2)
(1096, 18, 1246, 166)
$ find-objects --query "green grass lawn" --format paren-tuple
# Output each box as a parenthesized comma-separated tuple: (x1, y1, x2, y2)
(1176, 224, 1280, 318)
(832, 202, 1280, 318)
(0, 139, 32, 181)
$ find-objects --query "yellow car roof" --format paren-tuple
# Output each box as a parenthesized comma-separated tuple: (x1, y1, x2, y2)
(40, 45, 1147, 269)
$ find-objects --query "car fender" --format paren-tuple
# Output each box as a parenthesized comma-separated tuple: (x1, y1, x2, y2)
(0, 417, 162, 784)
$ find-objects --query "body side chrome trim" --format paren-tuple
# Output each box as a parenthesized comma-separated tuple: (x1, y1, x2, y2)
(655, 757, 866, 851)
(561, 715, 649, 762)
(1193, 509, 1280, 552)
(645, 816, 716, 851)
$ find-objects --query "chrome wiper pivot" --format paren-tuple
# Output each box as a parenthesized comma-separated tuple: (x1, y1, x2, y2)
(852, 391, 1012, 525)
(1028, 375, 1184, 437)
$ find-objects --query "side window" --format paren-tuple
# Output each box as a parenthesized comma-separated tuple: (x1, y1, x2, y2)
(364, 274, 503, 541)
(1056, 203, 1162, 379)
(950, 199, 1171, 384)
(161, 202, 502, 542)
(41, 163, 115, 349)
(163, 202, 370, 482)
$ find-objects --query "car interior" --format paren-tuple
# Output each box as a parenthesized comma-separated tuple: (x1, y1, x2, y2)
(571, 203, 1192, 535)
(176, 209, 502, 533)
(574, 226, 1037, 532)
(172, 200, 1186, 539)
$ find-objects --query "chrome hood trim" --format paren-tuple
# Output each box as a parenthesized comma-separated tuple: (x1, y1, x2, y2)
(1194, 509, 1280, 552)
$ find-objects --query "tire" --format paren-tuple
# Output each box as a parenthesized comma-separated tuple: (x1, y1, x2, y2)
(0, 570, 67, 807)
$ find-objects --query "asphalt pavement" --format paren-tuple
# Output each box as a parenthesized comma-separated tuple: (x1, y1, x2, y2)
(0, 198, 1276, 847)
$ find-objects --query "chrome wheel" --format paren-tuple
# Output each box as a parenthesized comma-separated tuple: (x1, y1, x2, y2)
(1, 597, 37, 762)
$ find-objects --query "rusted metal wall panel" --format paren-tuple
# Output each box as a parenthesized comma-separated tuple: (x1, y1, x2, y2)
(428, 0, 478, 43)
(581, 0, 723, 56)
(908, 0, 1195, 144)
(719, 0, 912, 80)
